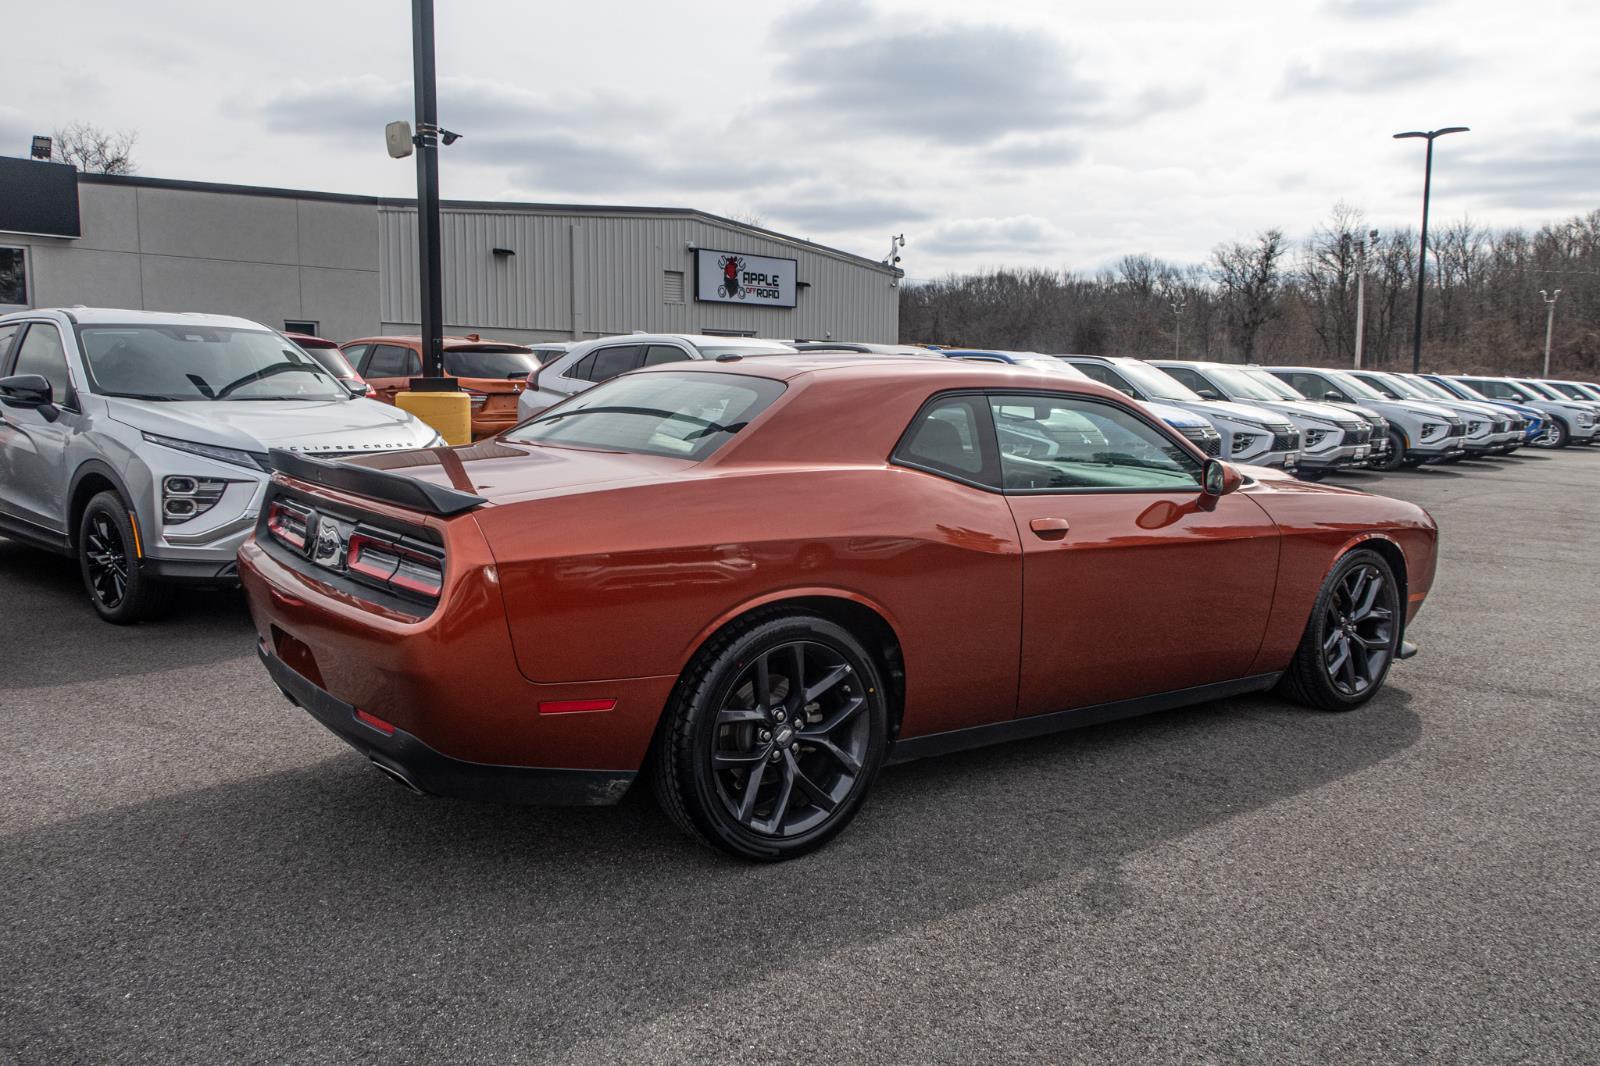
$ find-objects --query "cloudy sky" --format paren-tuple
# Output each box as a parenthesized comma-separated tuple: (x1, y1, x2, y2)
(4, 0, 1596, 278)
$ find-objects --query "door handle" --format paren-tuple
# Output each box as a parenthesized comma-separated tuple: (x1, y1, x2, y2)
(1029, 517, 1071, 539)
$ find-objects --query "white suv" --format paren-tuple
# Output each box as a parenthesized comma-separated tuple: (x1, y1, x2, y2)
(516, 334, 796, 421)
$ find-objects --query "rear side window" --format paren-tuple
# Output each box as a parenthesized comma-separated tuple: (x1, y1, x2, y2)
(341, 343, 370, 369)
(12, 323, 74, 405)
(1160, 366, 1212, 394)
(1281, 371, 1341, 400)
(585, 344, 643, 382)
(1073, 362, 1136, 397)
(364, 344, 420, 377)
(506, 371, 784, 460)
(892, 393, 999, 488)
(642, 344, 691, 367)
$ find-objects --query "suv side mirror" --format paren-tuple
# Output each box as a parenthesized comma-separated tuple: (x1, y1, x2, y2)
(1196, 388, 1222, 401)
(0, 374, 59, 420)
(1202, 458, 1242, 497)
(1323, 390, 1343, 402)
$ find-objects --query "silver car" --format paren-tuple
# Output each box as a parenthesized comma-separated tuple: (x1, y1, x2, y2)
(517, 334, 797, 421)
(1266, 366, 1467, 469)
(0, 307, 444, 623)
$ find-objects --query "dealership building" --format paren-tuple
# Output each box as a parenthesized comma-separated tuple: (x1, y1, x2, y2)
(0, 158, 901, 344)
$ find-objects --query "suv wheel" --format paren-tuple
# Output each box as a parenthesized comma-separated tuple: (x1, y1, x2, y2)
(78, 491, 172, 624)
(1372, 430, 1406, 471)
(654, 610, 888, 861)
(1536, 419, 1568, 448)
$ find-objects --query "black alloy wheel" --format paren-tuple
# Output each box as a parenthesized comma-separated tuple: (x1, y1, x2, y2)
(1278, 548, 1401, 711)
(1320, 563, 1396, 698)
(77, 491, 171, 624)
(655, 611, 888, 860)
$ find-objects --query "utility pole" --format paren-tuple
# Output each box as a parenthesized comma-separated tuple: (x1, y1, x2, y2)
(1540, 289, 1562, 377)
(1353, 228, 1377, 368)
(1394, 126, 1469, 373)
(1171, 299, 1185, 359)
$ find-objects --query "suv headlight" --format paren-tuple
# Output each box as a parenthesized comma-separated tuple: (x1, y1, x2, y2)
(1231, 432, 1263, 455)
(162, 475, 229, 524)
(142, 432, 270, 471)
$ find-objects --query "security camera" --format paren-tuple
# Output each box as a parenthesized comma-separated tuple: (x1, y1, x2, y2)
(440, 129, 463, 146)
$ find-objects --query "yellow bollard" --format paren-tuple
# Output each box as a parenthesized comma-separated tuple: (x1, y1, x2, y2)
(396, 390, 473, 446)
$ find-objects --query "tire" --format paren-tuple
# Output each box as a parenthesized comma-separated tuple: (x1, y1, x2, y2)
(1538, 419, 1569, 448)
(1372, 430, 1407, 471)
(653, 609, 889, 860)
(77, 491, 173, 624)
(1277, 548, 1401, 712)
(1295, 468, 1328, 482)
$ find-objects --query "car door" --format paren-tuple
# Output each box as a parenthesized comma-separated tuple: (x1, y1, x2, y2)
(0, 321, 81, 535)
(357, 344, 420, 403)
(988, 391, 1280, 716)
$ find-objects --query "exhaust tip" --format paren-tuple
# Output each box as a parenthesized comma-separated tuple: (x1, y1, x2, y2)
(369, 758, 426, 795)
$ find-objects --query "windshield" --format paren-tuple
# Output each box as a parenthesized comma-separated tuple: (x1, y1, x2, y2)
(1241, 368, 1302, 400)
(1205, 366, 1282, 402)
(79, 325, 347, 401)
(1450, 379, 1496, 401)
(1325, 370, 1385, 400)
(505, 371, 785, 460)
(1400, 376, 1456, 401)
(1373, 373, 1434, 401)
(1516, 379, 1562, 400)
(1114, 360, 1203, 402)
(1568, 382, 1600, 401)
(444, 347, 540, 379)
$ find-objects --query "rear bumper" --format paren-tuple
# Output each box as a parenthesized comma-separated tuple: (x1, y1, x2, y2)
(260, 641, 635, 805)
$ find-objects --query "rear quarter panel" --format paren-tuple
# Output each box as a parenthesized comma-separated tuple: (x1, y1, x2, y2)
(473, 464, 1025, 739)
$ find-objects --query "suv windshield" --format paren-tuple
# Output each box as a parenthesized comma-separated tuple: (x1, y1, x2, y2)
(444, 346, 540, 379)
(1516, 379, 1562, 400)
(1373, 373, 1433, 401)
(1243, 368, 1304, 400)
(1113, 360, 1203, 402)
(1205, 366, 1281, 402)
(79, 325, 347, 401)
(505, 371, 785, 460)
(1325, 370, 1385, 400)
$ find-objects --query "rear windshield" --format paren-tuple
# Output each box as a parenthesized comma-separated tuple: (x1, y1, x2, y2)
(444, 347, 539, 379)
(504, 371, 785, 460)
(304, 345, 359, 380)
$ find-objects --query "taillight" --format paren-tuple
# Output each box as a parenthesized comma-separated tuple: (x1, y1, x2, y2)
(266, 499, 311, 551)
(348, 530, 444, 600)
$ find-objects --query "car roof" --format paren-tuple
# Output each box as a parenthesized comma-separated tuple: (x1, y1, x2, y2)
(345, 334, 535, 352)
(627, 351, 1136, 399)
(3, 306, 269, 329)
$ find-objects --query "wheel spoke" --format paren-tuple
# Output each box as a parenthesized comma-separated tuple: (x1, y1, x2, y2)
(1351, 570, 1382, 619)
(1322, 626, 1342, 654)
(713, 748, 769, 769)
(804, 663, 851, 704)
(716, 706, 767, 727)
(1348, 638, 1371, 685)
(786, 751, 837, 812)
(805, 737, 862, 775)
(766, 760, 796, 834)
(735, 758, 769, 825)
(800, 695, 866, 737)
(785, 644, 806, 710)
(1326, 636, 1351, 680)
(753, 654, 772, 709)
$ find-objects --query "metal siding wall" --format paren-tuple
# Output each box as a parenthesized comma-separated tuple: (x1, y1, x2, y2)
(380, 207, 898, 342)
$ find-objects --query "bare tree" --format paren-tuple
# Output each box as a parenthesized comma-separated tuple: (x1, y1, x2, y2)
(51, 122, 138, 174)
(1212, 229, 1286, 363)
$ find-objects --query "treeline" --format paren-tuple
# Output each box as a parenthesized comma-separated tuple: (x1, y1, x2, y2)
(899, 205, 1600, 377)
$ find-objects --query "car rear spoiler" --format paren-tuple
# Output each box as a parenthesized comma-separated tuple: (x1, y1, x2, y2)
(268, 448, 486, 517)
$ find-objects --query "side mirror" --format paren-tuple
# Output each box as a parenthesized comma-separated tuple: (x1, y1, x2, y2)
(0, 373, 56, 412)
(1323, 391, 1343, 402)
(345, 380, 370, 398)
(1202, 458, 1242, 497)
(1196, 388, 1222, 401)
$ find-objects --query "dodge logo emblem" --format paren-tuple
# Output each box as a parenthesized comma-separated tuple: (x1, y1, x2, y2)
(312, 516, 343, 566)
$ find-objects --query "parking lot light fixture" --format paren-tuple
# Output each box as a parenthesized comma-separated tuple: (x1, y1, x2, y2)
(1394, 126, 1469, 374)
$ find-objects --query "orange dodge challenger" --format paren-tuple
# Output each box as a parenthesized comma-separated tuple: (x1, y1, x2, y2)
(240, 354, 1437, 860)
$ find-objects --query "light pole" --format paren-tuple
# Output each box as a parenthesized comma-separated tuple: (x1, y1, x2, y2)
(1170, 299, 1185, 359)
(1353, 228, 1377, 368)
(1394, 126, 1469, 373)
(1540, 289, 1562, 377)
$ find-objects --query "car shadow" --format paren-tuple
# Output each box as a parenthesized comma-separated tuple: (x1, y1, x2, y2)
(0, 685, 1423, 1061)
(0, 536, 254, 689)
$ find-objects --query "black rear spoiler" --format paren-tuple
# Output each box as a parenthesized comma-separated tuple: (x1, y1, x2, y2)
(268, 448, 486, 517)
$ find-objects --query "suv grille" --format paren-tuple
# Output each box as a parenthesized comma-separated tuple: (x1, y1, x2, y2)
(1271, 431, 1301, 452)
(1343, 426, 1371, 446)
(1445, 423, 1466, 439)
(1177, 425, 1223, 456)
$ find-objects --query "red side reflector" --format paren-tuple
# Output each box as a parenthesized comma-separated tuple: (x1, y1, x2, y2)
(355, 709, 397, 735)
(538, 698, 617, 716)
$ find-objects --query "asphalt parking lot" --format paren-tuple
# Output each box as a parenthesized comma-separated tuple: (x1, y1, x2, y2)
(3, 450, 1598, 1065)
